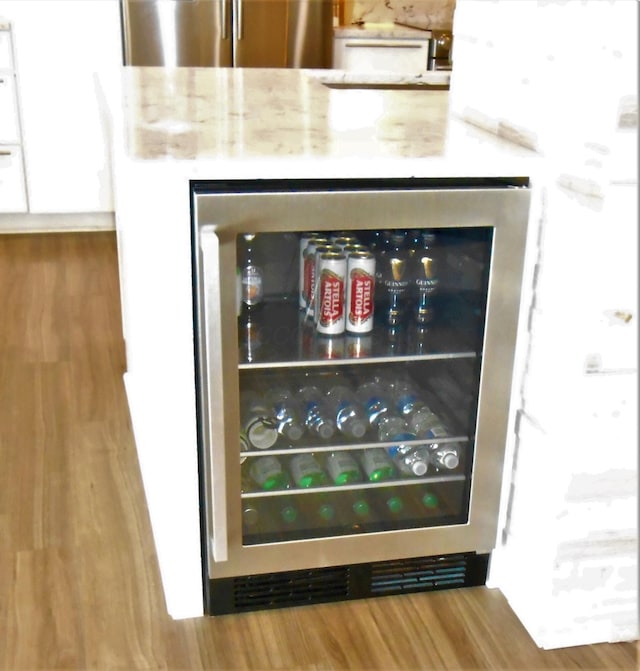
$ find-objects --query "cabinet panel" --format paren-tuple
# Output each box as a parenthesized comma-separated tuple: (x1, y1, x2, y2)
(0, 29, 13, 69)
(333, 37, 429, 74)
(0, 74, 20, 142)
(0, 145, 27, 212)
(3, 0, 120, 213)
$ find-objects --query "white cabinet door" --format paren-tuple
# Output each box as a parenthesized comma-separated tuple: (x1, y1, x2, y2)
(0, 29, 13, 69)
(333, 37, 429, 74)
(0, 146, 27, 212)
(3, 0, 121, 213)
(0, 73, 21, 142)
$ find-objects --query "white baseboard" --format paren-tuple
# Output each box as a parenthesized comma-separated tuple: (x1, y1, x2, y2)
(0, 212, 115, 233)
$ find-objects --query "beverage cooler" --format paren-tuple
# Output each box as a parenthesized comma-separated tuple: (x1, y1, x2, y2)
(191, 177, 531, 615)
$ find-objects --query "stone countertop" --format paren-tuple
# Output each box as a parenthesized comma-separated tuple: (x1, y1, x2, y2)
(334, 22, 431, 39)
(116, 67, 538, 180)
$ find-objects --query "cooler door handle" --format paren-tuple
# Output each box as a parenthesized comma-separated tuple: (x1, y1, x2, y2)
(219, 0, 229, 40)
(199, 226, 228, 563)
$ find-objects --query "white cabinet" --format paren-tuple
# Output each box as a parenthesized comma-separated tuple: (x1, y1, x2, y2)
(0, 24, 27, 213)
(2, 0, 121, 213)
(0, 146, 27, 212)
(333, 27, 430, 75)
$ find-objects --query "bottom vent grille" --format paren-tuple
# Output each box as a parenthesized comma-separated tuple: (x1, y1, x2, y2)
(208, 552, 488, 615)
(233, 566, 350, 611)
(370, 554, 468, 594)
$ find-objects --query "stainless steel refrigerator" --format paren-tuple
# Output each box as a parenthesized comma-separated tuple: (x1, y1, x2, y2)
(120, 0, 333, 68)
(191, 177, 531, 615)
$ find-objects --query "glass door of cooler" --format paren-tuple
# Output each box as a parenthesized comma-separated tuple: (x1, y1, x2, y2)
(236, 227, 487, 545)
(193, 178, 530, 574)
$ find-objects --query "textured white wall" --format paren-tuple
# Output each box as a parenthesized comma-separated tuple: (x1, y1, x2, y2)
(450, 0, 638, 650)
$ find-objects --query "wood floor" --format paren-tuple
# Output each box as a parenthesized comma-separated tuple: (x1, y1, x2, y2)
(0, 231, 636, 671)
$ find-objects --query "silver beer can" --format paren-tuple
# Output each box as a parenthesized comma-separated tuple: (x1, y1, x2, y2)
(316, 251, 347, 335)
(331, 236, 359, 251)
(309, 243, 335, 320)
(346, 251, 375, 333)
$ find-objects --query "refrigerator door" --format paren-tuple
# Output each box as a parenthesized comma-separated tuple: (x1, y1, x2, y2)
(193, 178, 530, 583)
(120, 0, 232, 67)
(232, 0, 288, 67)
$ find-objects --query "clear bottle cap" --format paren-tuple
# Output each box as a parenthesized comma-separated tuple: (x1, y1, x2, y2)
(442, 452, 459, 469)
(412, 460, 428, 476)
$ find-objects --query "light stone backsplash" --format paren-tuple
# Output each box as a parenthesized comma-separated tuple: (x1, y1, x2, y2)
(346, 0, 455, 29)
(457, 0, 639, 650)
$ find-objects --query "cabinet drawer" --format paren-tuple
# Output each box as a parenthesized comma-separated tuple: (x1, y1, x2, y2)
(0, 145, 27, 212)
(0, 30, 12, 70)
(333, 38, 429, 74)
(0, 74, 20, 142)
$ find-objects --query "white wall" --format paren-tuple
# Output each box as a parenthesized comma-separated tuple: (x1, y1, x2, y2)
(451, 0, 638, 649)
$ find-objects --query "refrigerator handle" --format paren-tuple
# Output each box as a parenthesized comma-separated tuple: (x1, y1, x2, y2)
(199, 226, 229, 563)
(220, 0, 229, 40)
(234, 0, 244, 40)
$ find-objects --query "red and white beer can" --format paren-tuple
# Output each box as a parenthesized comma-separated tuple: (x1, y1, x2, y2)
(346, 251, 375, 333)
(316, 251, 347, 335)
(299, 233, 324, 309)
(303, 238, 330, 317)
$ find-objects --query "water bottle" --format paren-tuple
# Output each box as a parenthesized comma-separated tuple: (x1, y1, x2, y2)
(355, 380, 391, 427)
(298, 385, 336, 439)
(248, 455, 289, 491)
(325, 383, 368, 440)
(377, 414, 427, 477)
(359, 448, 396, 482)
(265, 386, 306, 442)
(288, 453, 328, 488)
(342, 491, 371, 529)
(324, 451, 362, 485)
(240, 390, 279, 450)
(427, 443, 460, 470)
(391, 378, 442, 438)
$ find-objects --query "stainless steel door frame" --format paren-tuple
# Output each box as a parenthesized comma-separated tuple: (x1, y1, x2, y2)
(193, 183, 531, 580)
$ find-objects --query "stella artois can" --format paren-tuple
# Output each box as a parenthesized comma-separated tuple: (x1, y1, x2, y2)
(316, 251, 347, 334)
(346, 251, 375, 333)
(331, 236, 359, 251)
(300, 235, 327, 311)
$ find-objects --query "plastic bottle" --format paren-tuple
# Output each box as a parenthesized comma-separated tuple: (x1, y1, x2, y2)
(298, 385, 336, 439)
(426, 443, 460, 470)
(377, 488, 405, 515)
(391, 378, 441, 438)
(342, 491, 372, 529)
(265, 386, 306, 442)
(377, 414, 427, 477)
(238, 233, 264, 315)
(324, 451, 362, 485)
(380, 231, 410, 326)
(301, 493, 337, 528)
(288, 453, 328, 488)
(248, 455, 289, 491)
(240, 390, 279, 450)
(355, 379, 391, 427)
(325, 383, 368, 440)
(359, 447, 396, 482)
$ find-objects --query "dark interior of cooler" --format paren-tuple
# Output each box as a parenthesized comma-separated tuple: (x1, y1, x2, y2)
(237, 226, 492, 547)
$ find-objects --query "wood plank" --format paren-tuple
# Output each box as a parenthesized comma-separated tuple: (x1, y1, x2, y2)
(0, 232, 636, 670)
